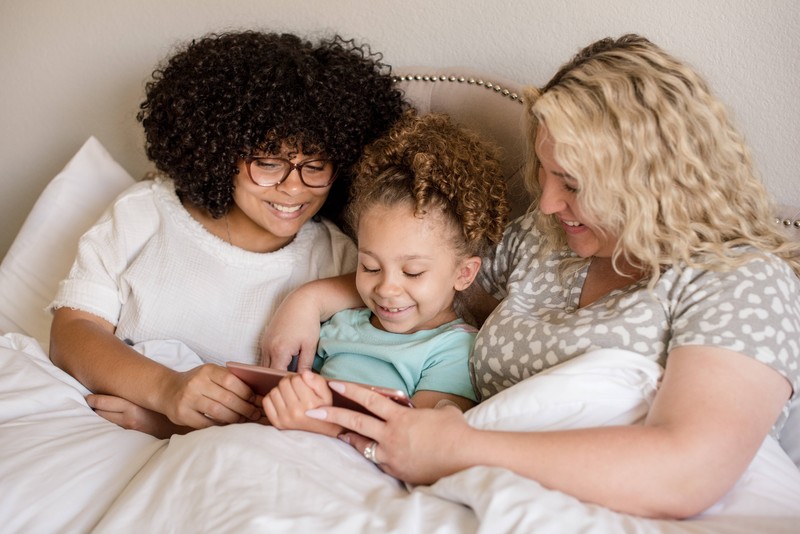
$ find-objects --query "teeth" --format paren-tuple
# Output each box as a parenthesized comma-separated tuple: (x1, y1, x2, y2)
(271, 202, 302, 213)
(564, 220, 581, 227)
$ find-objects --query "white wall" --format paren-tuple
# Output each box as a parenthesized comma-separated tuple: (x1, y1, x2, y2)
(1, 0, 798, 260)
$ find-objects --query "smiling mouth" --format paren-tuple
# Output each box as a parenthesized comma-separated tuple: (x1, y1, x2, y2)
(379, 305, 412, 314)
(269, 202, 303, 214)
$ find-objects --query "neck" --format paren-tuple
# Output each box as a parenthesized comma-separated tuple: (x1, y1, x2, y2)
(183, 201, 293, 253)
(578, 256, 645, 309)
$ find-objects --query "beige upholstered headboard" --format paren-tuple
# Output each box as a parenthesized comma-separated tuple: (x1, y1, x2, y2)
(394, 68, 530, 220)
(394, 68, 800, 247)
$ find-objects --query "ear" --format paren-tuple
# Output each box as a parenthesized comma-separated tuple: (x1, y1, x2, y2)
(454, 256, 482, 291)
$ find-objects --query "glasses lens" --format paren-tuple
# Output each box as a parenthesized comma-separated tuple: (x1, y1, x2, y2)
(249, 158, 287, 186)
(299, 159, 335, 187)
(248, 158, 334, 187)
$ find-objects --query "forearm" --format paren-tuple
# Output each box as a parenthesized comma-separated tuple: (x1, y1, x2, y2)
(50, 309, 177, 412)
(299, 273, 362, 322)
(456, 424, 719, 519)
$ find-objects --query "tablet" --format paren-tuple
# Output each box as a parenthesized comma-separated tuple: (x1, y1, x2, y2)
(226, 361, 413, 416)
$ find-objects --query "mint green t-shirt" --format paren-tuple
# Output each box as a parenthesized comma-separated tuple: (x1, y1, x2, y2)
(314, 308, 478, 401)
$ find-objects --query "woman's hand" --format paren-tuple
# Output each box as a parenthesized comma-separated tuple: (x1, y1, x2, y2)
(306, 381, 475, 484)
(263, 370, 342, 436)
(260, 289, 323, 371)
(157, 363, 262, 429)
(87, 394, 191, 438)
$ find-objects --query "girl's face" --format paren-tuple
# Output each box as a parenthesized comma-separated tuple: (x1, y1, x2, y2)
(355, 202, 480, 334)
(535, 125, 617, 258)
(229, 146, 332, 252)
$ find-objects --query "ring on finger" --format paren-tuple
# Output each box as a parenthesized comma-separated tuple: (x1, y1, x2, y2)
(363, 440, 379, 464)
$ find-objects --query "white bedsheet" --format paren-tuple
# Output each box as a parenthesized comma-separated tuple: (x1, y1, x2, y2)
(2, 334, 799, 533)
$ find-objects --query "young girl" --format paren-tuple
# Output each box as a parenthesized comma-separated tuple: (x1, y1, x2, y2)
(262, 112, 509, 437)
(48, 31, 405, 438)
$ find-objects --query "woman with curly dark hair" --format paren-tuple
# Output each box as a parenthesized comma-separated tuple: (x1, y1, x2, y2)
(261, 111, 509, 437)
(48, 30, 406, 438)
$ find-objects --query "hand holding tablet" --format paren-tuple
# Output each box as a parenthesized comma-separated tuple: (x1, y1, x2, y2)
(226, 361, 414, 416)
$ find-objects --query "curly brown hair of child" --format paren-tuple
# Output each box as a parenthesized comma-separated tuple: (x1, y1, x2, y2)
(347, 111, 510, 259)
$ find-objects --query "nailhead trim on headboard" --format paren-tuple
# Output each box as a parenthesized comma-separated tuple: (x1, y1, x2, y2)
(777, 215, 800, 229)
(392, 74, 525, 105)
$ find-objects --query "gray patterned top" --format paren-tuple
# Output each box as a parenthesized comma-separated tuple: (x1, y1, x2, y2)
(473, 212, 800, 436)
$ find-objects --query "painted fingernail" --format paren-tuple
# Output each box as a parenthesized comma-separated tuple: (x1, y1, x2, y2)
(337, 432, 351, 445)
(305, 408, 328, 420)
(328, 381, 345, 394)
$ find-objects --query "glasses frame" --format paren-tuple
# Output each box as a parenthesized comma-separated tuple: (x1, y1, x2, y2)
(244, 156, 337, 188)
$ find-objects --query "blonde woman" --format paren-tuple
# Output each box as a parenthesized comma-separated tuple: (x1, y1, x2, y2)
(263, 35, 800, 518)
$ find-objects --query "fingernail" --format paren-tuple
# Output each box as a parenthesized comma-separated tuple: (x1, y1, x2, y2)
(337, 432, 351, 445)
(305, 408, 328, 420)
(328, 381, 345, 394)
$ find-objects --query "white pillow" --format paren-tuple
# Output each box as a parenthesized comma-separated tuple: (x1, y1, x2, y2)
(0, 137, 135, 349)
(464, 349, 663, 431)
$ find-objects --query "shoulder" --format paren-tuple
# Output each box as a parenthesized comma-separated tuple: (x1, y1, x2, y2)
(446, 321, 479, 335)
(429, 320, 478, 348)
(501, 211, 541, 247)
(662, 252, 800, 361)
(662, 251, 799, 298)
(104, 178, 174, 218)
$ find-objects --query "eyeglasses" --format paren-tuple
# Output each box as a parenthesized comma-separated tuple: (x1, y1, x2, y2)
(244, 156, 337, 188)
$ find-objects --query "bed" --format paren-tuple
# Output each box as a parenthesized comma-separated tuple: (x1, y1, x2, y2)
(1, 68, 799, 533)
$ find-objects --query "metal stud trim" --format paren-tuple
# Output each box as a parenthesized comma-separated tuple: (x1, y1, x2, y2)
(393, 73, 525, 104)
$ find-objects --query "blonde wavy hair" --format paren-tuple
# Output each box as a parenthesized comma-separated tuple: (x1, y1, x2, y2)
(347, 111, 509, 259)
(524, 34, 800, 284)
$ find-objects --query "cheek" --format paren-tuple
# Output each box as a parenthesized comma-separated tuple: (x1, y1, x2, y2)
(354, 274, 371, 298)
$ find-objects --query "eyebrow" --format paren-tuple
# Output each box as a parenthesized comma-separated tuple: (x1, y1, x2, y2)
(552, 170, 577, 182)
(358, 249, 434, 262)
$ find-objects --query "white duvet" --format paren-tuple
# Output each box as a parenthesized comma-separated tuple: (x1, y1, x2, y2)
(2, 333, 799, 533)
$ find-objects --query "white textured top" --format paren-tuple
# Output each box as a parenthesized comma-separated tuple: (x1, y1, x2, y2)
(50, 178, 357, 365)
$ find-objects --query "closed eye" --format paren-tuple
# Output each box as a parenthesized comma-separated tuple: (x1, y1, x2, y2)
(553, 171, 579, 194)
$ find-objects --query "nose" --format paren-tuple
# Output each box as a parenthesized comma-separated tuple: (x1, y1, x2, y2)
(275, 167, 305, 195)
(538, 173, 567, 215)
(374, 272, 401, 297)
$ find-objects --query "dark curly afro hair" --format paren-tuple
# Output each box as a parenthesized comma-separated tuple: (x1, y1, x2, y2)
(348, 111, 510, 258)
(137, 31, 407, 225)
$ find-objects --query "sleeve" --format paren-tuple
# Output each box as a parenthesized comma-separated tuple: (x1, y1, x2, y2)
(477, 212, 540, 301)
(48, 182, 158, 326)
(667, 255, 800, 395)
(415, 328, 479, 402)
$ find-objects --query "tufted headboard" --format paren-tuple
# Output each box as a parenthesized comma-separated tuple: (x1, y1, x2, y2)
(394, 67, 800, 247)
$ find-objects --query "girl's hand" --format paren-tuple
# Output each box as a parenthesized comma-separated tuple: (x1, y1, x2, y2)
(306, 381, 475, 484)
(158, 363, 262, 429)
(263, 370, 342, 436)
